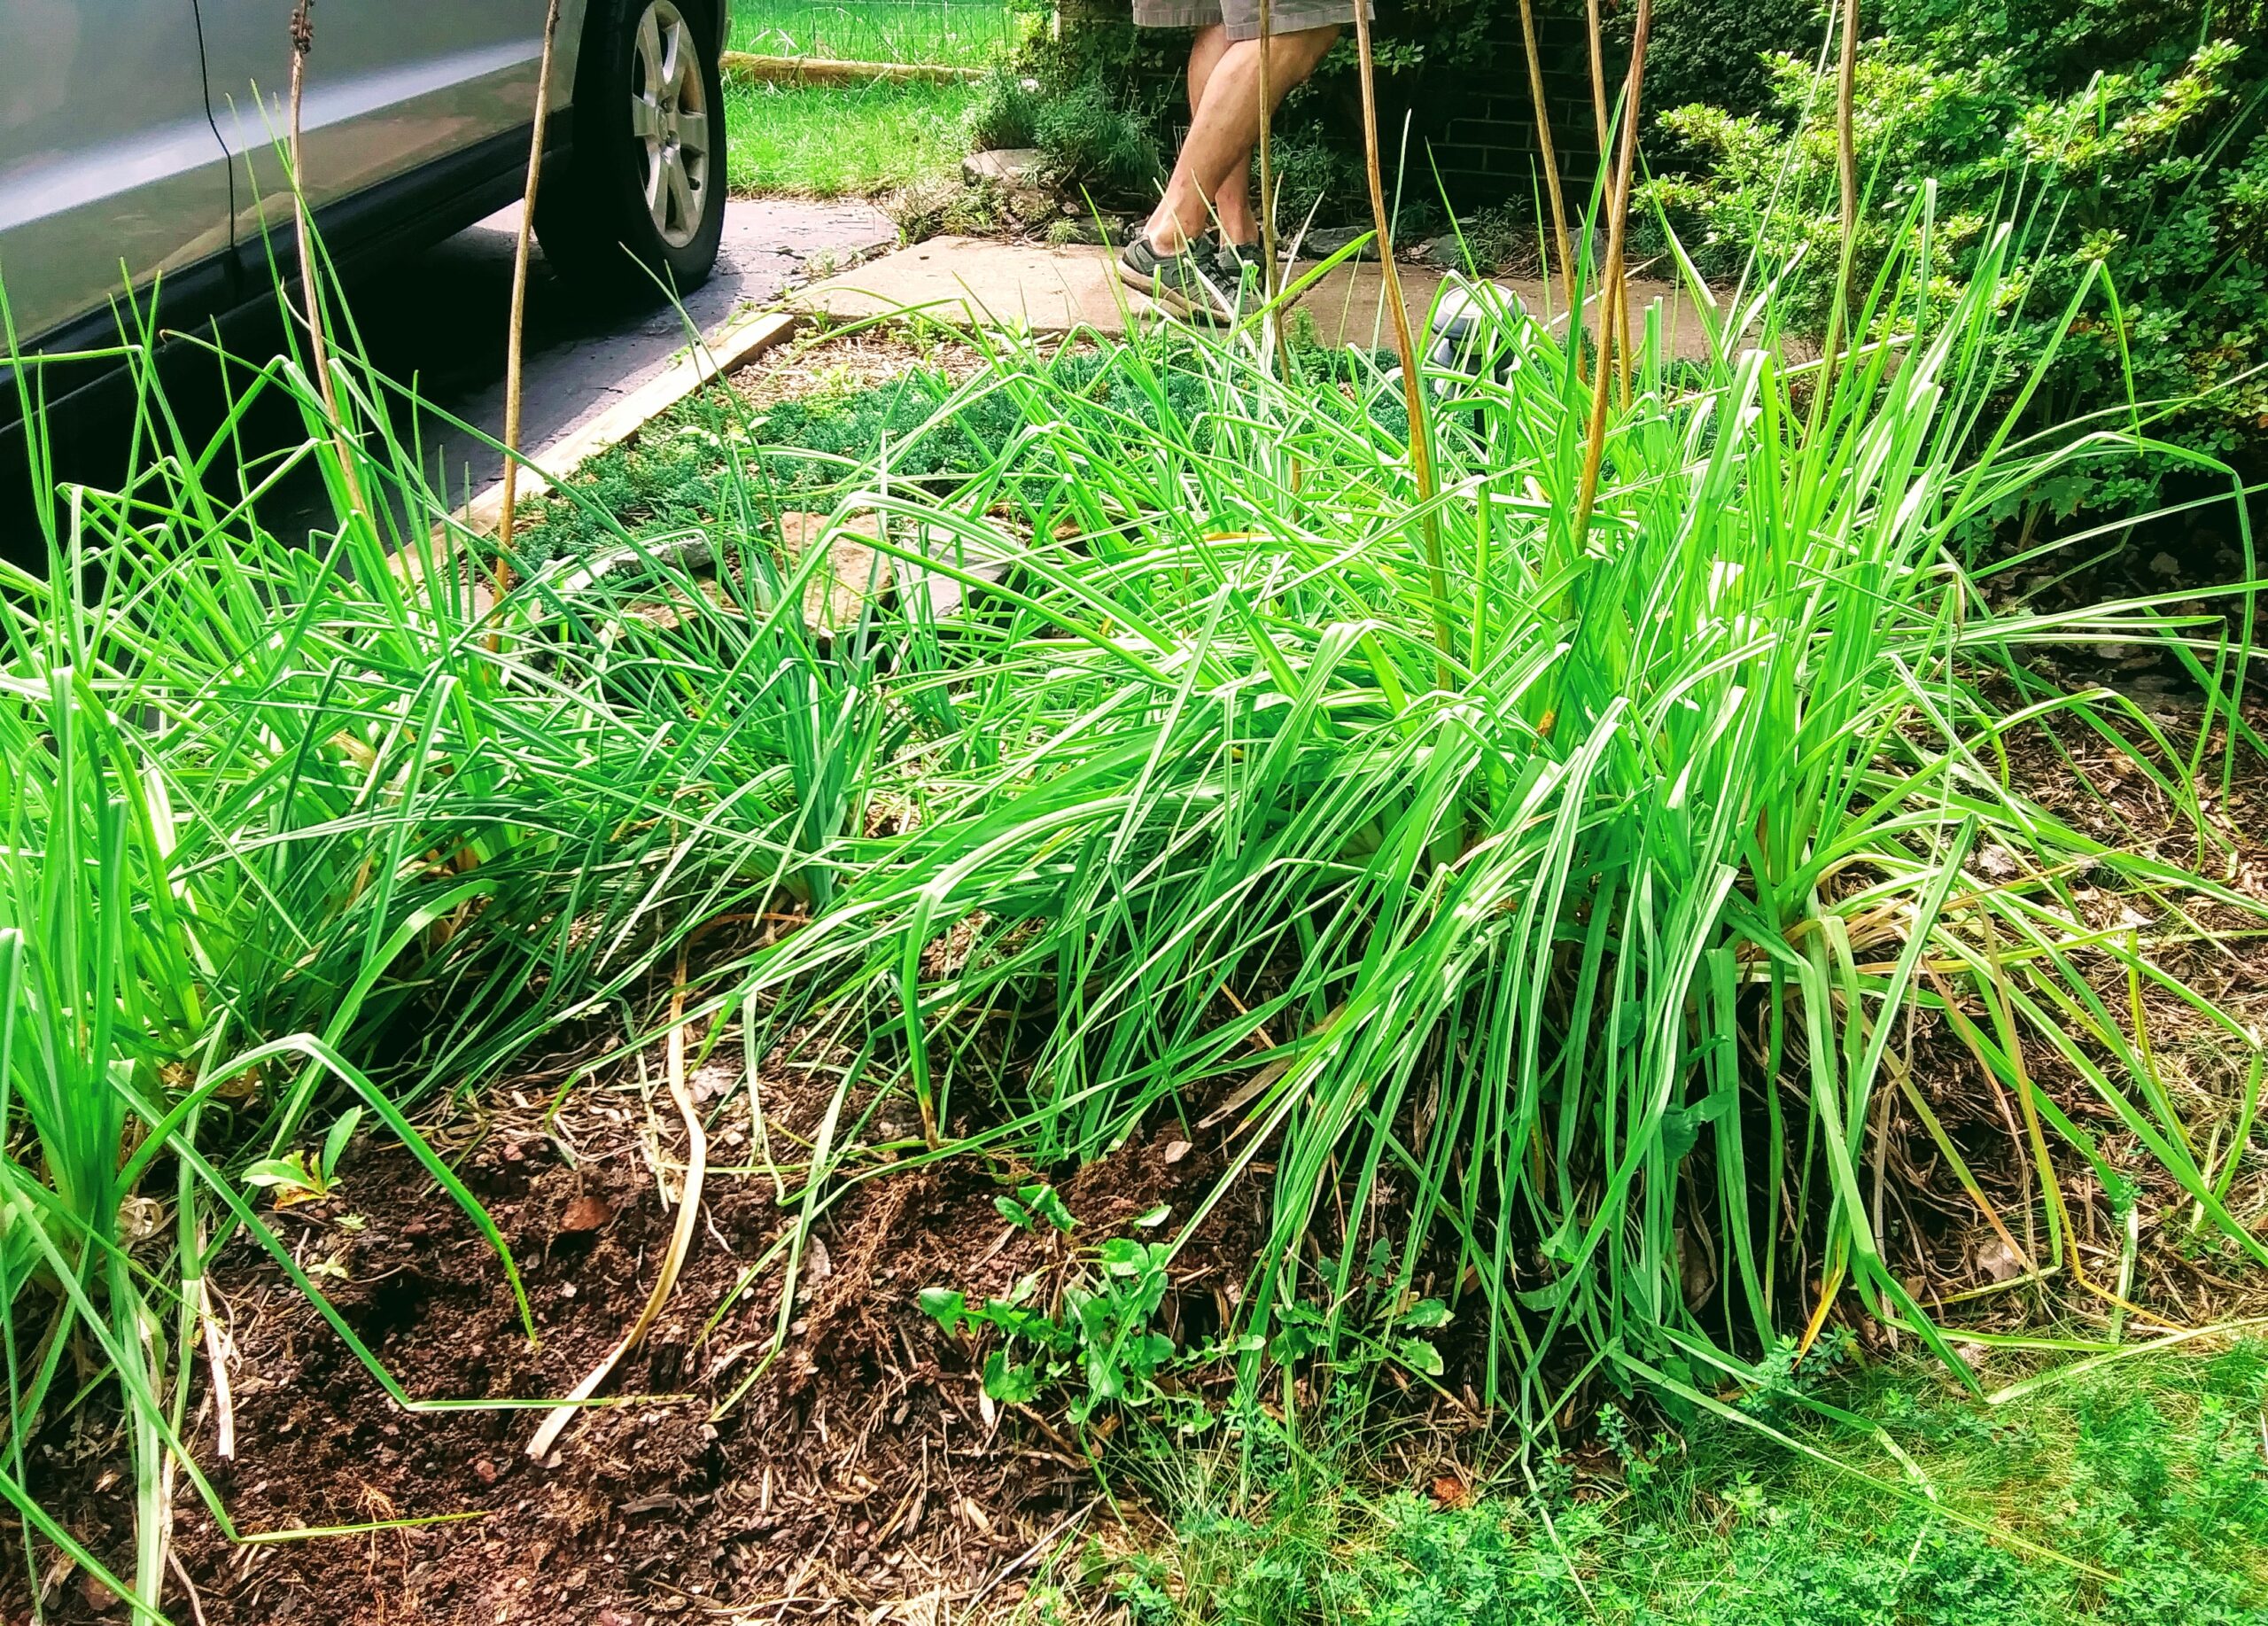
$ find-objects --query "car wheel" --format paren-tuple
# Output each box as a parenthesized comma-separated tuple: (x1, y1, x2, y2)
(538, 0, 728, 298)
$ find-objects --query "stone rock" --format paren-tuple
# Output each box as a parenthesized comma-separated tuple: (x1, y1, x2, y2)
(622, 575, 742, 630)
(777, 510, 1017, 629)
(898, 527, 1015, 621)
(556, 1193, 614, 1234)
(1300, 224, 1377, 261)
(1413, 233, 1466, 268)
(964, 147, 1048, 188)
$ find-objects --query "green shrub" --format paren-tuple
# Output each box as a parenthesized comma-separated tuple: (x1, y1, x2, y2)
(1267, 121, 1368, 229)
(967, 67, 1040, 150)
(1643, 1, 2268, 515)
(968, 45, 1163, 191)
(1033, 75, 1165, 188)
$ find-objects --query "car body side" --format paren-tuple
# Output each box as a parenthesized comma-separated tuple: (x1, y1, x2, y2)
(0, 0, 726, 393)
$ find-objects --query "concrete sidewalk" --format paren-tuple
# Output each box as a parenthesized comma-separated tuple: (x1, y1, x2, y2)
(790, 235, 1717, 358)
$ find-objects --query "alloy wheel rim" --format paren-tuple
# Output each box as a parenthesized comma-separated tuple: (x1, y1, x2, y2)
(630, 0, 711, 250)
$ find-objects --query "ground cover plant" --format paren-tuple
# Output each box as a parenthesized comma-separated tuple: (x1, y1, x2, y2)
(0, 315, 874, 1615)
(1050, 1338, 2268, 1623)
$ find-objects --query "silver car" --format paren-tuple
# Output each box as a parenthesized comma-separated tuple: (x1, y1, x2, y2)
(0, 0, 730, 367)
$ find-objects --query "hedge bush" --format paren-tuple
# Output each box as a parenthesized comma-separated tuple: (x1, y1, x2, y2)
(1020, 0, 1826, 224)
(1643, 0, 2268, 516)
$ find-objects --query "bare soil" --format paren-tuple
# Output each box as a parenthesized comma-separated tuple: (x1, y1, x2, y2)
(47, 1042, 1248, 1626)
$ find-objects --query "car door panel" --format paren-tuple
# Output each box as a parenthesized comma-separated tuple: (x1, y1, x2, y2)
(194, 0, 556, 253)
(0, 0, 233, 345)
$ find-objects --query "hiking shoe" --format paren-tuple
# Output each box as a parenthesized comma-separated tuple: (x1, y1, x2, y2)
(1118, 235, 1228, 322)
(1214, 238, 1267, 284)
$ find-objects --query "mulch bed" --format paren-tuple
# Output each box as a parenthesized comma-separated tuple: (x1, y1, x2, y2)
(26, 1022, 1258, 1624)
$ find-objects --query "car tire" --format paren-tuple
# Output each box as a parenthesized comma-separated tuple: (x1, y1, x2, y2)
(537, 0, 728, 300)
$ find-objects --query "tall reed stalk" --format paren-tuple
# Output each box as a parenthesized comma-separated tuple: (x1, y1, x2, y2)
(1254, 0, 1281, 307)
(1567, 0, 1651, 576)
(1517, 0, 1577, 316)
(1349, 1, 1452, 689)
(1253, 0, 1299, 400)
(286, 0, 365, 519)
(1813, 0, 1863, 416)
(494, 0, 566, 595)
(1584, 0, 1630, 397)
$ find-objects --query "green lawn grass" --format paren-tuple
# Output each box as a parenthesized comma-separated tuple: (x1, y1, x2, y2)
(725, 76, 977, 197)
(727, 0, 1016, 67)
(1063, 1345, 2268, 1626)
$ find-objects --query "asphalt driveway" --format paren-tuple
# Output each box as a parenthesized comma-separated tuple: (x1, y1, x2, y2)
(355, 197, 894, 513)
(0, 198, 895, 564)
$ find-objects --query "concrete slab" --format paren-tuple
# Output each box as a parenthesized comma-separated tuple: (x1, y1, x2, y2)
(792, 236, 1719, 359)
(791, 237, 1165, 333)
(1286, 266, 1717, 362)
(778, 510, 1015, 629)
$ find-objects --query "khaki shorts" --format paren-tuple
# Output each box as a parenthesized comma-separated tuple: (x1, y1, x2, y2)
(1131, 0, 1361, 43)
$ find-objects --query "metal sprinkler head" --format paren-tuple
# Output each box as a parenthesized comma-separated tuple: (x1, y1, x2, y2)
(1425, 276, 1525, 394)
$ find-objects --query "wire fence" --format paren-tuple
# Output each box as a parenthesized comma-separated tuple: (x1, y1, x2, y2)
(727, 0, 1026, 68)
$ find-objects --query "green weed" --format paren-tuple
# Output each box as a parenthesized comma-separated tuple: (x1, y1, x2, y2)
(1058, 1345, 2268, 1625)
(0, 238, 908, 1605)
(8, 125, 2265, 1618)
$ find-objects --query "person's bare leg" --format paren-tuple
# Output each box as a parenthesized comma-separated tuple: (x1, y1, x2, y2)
(1187, 22, 1233, 107)
(1146, 24, 1337, 254)
(1185, 26, 1256, 245)
(1211, 151, 1257, 245)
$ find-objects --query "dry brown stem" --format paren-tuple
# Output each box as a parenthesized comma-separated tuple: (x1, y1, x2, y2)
(493, 0, 565, 603)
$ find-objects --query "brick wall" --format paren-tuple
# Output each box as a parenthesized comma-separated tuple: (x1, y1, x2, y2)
(1427, 9, 1610, 207)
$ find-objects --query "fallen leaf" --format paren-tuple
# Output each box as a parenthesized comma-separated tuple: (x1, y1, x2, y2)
(1975, 1237, 2025, 1283)
(557, 1194, 614, 1235)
